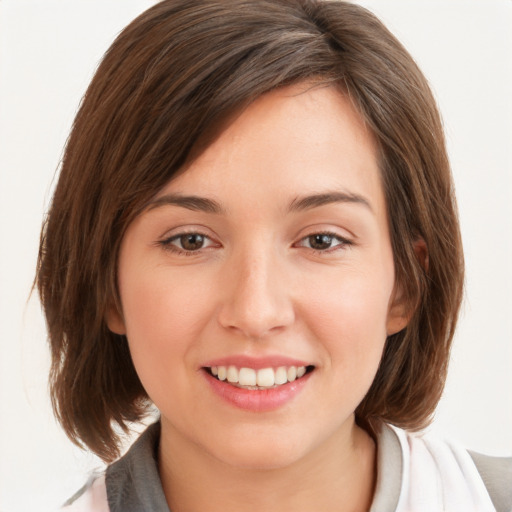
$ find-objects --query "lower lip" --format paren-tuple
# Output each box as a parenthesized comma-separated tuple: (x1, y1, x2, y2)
(203, 370, 312, 412)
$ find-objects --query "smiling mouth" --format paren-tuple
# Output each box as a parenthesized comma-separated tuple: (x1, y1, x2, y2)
(204, 365, 315, 390)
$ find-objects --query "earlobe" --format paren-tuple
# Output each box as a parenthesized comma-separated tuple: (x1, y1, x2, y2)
(386, 299, 410, 336)
(106, 305, 127, 335)
(386, 238, 428, 336)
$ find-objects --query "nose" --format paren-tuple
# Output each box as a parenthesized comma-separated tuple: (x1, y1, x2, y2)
(217, 246, 295, 339)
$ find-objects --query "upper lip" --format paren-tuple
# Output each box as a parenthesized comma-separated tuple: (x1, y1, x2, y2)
(201, 354, 313, 370)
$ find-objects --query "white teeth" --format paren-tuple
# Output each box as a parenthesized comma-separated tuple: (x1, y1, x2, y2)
(227, 365, 238, 383)
(257, 368, 275, 387)
(274, 366, 288, 385)
(239, 367, 257, 386)
(209, 365, 309, 388)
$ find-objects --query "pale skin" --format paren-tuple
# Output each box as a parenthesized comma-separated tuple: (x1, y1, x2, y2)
(108, 83, 411, 512)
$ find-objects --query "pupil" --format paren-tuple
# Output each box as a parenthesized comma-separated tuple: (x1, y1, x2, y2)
(181, 234, 204, 250)
(310, 234, 332, 250)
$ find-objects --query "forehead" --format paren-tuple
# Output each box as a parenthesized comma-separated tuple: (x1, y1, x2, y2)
(156, 83, 383, 217)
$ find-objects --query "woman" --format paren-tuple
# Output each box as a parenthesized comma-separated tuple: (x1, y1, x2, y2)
(36, 1, 511, 510)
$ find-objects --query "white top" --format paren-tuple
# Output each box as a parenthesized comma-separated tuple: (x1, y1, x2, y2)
(61, 473, 108, 512)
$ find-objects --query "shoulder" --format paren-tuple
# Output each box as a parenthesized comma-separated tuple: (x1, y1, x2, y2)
(391, 425, 512, 512)
(469, 450, 512, 512)
(60, 422, 165, 512)
(61, 472, 109, 512)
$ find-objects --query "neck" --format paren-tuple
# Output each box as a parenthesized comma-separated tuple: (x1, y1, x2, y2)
(158, 417, 377, 512)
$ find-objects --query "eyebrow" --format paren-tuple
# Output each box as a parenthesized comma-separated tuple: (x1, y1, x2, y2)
(146, 194, 224, 214)
(146, 190, 372, 215)
(288, 191, 373, 213)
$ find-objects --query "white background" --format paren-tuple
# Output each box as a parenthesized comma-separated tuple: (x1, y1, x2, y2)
(0, 1, 511, 510)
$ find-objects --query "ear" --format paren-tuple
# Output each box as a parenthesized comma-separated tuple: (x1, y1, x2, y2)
(106, 303, 127, 335)
(386, 238, 428, 336)
(386, 294, 410, 336)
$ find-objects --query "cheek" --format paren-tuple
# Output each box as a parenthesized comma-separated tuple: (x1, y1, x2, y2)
(118, 264, 213, 393)
(299, 263, 393, 375)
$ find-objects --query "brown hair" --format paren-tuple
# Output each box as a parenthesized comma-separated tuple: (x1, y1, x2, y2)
(37, 0, 464, 461)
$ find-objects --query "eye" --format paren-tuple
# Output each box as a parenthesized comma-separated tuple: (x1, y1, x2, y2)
(296, 232, 350, 252)
(159, 232, 217, 254)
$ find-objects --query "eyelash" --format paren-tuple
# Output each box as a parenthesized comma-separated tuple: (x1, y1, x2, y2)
(158, 231, 352, 256)
(158, 231, 217, 256)
(295, 232, 352, 254)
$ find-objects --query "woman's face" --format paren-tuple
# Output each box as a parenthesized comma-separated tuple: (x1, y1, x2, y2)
(108, 83, 407, 469)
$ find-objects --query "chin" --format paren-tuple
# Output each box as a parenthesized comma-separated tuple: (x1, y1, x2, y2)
(208, 429, 311, 471)
(221, 448, 304, 471)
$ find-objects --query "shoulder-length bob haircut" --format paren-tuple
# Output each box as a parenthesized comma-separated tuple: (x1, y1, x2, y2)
(37, 0, 464, 461)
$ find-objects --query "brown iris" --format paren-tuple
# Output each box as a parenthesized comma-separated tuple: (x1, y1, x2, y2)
(179, 233, 205, 251)
(308, 234, 334, 250)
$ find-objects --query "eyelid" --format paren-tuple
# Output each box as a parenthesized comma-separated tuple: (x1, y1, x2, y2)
(157, 226, 221, 255)
(294, 230, 353, 253)
(158, 224, 216, 242)
(166, 233, 215, 246)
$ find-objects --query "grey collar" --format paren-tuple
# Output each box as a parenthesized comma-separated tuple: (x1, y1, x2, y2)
(369, 423, 402, 512)
(106, 422, 170, 512)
